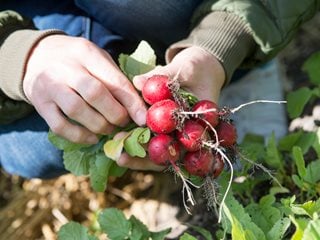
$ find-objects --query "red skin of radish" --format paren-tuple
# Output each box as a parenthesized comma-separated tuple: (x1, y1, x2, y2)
(183, 149, 213, 177)
(148, 134, 180, 166)
(177, 120, 208, 152)
(212, 153, 224, 178)
(216, 121, 237, 147)
(142, 75, 173, 105)
(146, 99, 178, 134)
(192, 100, 219, 128)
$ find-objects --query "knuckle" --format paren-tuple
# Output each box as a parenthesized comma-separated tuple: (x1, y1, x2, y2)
(64, 99, 82, 118)
(85, 81, 105, 103)
(50, 121, 66, 136)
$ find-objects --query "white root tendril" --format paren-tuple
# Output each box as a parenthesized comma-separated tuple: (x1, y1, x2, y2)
(238, 151, 284, 188)
(180, 99, 286, 117)
(175, 169, 200, 215)
(230, 100, 287, 114)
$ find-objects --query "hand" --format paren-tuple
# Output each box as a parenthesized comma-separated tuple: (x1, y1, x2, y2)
(115, 46, 226, 171)
(23, 35, 147, 144)
(134, 46, 226, 103)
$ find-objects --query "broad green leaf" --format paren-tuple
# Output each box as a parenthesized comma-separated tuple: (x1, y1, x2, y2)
(245, 195, 281, 233)
(58, 222, 98, 240)
(266, 133, 283, 169)
(292, 174, 304, 189)
(290, 216, 309, 240)
(118, 40, 156, 80)
(179, 233, 197, 240)
(304, 160, 320, 183)
(124, 127, 150, 158)
(266, 218, 290, 240)
(278, 131, 303, 151)
(302, 218, 320, 240)
(89, 153, 113, 192)
(103, 132, 132, 161)
(48, 130, 89, 151)
(129, 215, 150, 240)
(150, 228, 171, 240)
(292, 146, 307, 178)
(291, 200, 320, 217)
(223, 195, 266, 240)
(98, 208, 131, 240)
(286, 87, 313, 119)
(63, 150, 92, 176)
(109, 162, 127, 177)
(186, 224, 213, 240)
(302, 51, 320, 85)
(295, 132, 317, 154)
(313, 128, 320, 158)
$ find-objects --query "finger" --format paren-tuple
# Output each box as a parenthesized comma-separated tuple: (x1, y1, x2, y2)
(39, 102, 99, 144)
(132, 66, 168, 90)
(68, 73, 129, 127)
(51, 85, 114, 135)
(116, 152, 165, 171)
(81, 47, 148, 126)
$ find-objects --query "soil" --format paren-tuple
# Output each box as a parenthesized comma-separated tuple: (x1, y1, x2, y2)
(1, 12, 320, 240)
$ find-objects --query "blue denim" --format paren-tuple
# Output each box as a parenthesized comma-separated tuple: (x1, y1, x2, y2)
(0, 0, 204, 178)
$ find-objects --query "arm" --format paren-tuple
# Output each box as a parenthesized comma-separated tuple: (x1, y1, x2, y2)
(0, 10, 64, 124)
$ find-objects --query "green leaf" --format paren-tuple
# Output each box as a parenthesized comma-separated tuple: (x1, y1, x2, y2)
(150, 228, 171, 240)
(58, 222, 98, 240)
(302, 51, 320, 85)
(286, 87, 313, 119)
(292, 174, 304, 189)
(186, 225, 213, 240)
(295, 132, 317, 154)
(89, 153, 113, 192)
(48, 130, 89, 151)
(292, 146, 307, 178)
(63, 150, 92, 176)
(304, 160, 320, 183)
(290, 216, 309, 240)
(109, 162, 127, 177)
(245, 195, 281, 234)
(179, 233, 197, 240)
(291, 200, 320, 218)
(223, 195, 266, 240)
(129, 215, 150, 240)
(302, 217, 320, 240)
(278, 131, 303, 151)
(266, 133, 283, 169)
(124, 127, 150, 158)
(98, 208, 131, 240)
(118, 40, 156, 80)
(266, 218, 291, 240)
(103, 132, 132, 161)
(313, 128, 320, 158)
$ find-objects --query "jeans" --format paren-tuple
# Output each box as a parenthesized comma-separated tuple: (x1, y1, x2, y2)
(0, 0, 203, 178)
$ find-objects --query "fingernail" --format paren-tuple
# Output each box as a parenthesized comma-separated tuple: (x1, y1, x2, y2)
(135, 108, 147, 125)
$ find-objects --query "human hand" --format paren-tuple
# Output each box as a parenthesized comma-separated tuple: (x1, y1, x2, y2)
(23, 35, 147, 144)
(115, 46, 226, 171)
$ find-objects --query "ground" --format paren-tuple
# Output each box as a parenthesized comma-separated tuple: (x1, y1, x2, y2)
(0, 13, 320, 240)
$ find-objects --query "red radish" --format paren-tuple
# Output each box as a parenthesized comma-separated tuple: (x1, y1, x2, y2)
(146, 99, 178, 134)
(177, 120, 208, 152)
(216, 121, 237, 147)
(192, 100, 219, 128)
(183, 149, 213, 177)
(142, 75, 173, 105)
(148, 134, 180, 166)
(212, 153, 224, 178)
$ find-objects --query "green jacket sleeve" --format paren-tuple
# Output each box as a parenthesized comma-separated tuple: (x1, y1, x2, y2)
(166, 0, 320, 82)
(0, 10, 64, 124)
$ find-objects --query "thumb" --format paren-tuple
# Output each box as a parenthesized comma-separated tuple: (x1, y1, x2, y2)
(132, 74, 148, 91)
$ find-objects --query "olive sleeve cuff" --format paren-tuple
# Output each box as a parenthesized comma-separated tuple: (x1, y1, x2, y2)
(0, 29, 65, 102)
(166, 11, 256, 83)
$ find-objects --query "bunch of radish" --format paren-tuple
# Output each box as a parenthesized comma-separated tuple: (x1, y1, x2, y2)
(142, 74, 237, 180)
